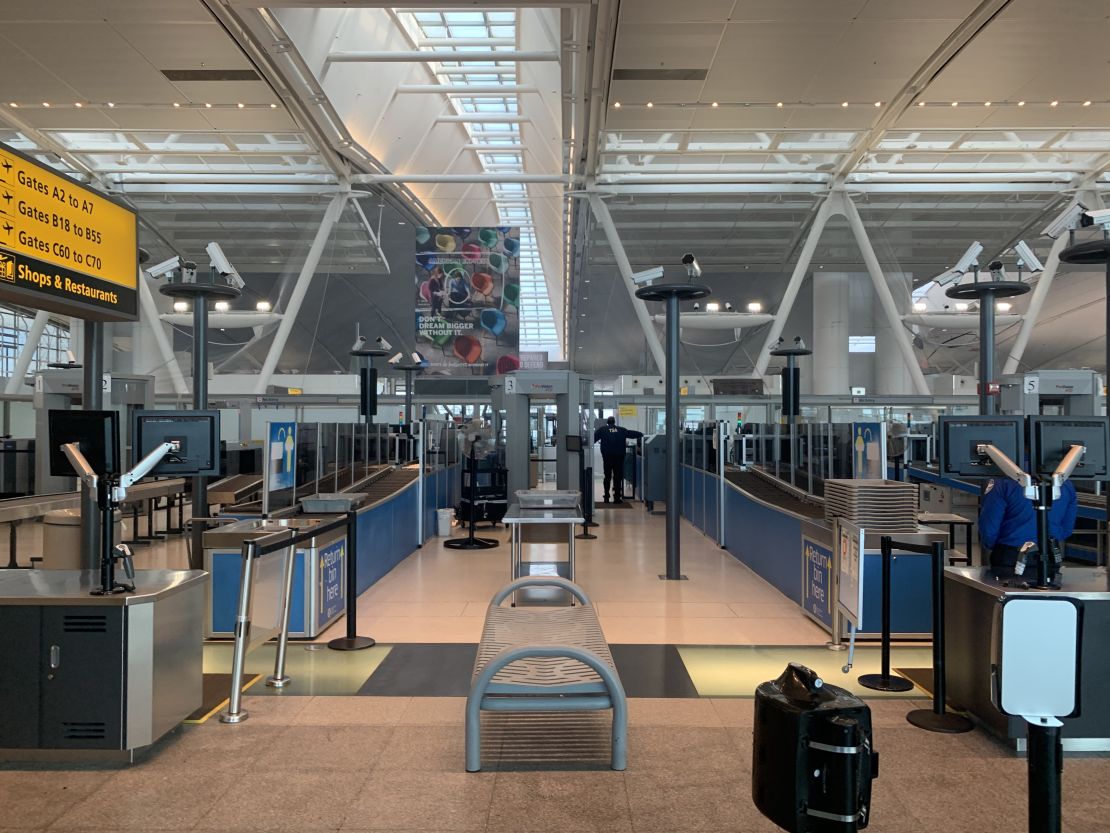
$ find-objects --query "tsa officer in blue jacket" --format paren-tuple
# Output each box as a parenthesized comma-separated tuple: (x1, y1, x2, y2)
(979, 476, 1078, 578)
(593, 416, 643, 503)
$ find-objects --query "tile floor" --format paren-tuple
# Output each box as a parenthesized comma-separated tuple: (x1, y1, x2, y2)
(4, 695, 1108, 832)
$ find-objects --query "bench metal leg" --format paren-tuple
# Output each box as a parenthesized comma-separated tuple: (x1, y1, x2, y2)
(465, 641, 628, 772)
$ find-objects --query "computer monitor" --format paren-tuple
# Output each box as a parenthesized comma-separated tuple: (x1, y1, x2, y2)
(48, 409, 121, 477)
(566, 434, 583, 453)
(132, 410, 221, 477)
(938, 416, 1023, 478)
(1028, 416, 1110, 480)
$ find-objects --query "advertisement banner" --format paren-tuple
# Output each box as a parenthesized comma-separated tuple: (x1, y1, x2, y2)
(318, 539, 345, 629)
(415, 226, 520, 374)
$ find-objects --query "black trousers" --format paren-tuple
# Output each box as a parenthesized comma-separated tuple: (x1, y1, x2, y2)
(602, 452, 626, 499)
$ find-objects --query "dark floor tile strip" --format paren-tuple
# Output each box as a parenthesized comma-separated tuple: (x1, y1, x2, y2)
(610, 644, 701, 698)
(358, 643, 479, 696)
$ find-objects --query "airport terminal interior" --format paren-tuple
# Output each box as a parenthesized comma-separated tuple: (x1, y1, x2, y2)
(5, 1, 1110, 831)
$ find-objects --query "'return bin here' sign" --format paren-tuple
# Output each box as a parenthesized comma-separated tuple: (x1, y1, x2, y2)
(0, 141, 137, 321)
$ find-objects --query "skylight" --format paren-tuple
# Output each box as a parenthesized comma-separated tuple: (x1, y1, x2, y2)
(404, 8, 560, 358)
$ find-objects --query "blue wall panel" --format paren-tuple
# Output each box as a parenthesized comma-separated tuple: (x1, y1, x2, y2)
(723, 486, 802, 603)
(859, 552, 933, 634)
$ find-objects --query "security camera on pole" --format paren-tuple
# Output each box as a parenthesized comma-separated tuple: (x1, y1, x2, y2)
(634, 255, 710, 581)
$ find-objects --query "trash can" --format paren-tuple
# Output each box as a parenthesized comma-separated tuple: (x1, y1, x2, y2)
(752, 663, 878, 831)
(437, 508, 454, 537)
(42, 509, 124, 569)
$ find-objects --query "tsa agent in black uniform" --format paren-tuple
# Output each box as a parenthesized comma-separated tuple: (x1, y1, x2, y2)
(593, 416, 643, 503)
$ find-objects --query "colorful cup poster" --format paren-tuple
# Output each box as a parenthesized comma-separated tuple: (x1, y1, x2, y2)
(415, 226, 521, 374)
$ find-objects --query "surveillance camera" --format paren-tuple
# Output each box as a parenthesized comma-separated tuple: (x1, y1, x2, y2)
(952, 241, 983, 275)
(375, 336, 392, 351)
(351, 336, 366, 352)
(1012, 240, 1044, 273)
(205, 242, 245, 289)
(987, 260, 1007, 281)
(144, 255, 181, 280)
(1080, 208, 1110, 230)
(388, 352, 403, 365)
(1042, 200, 1086, 239)
(681, 253, 702, 278)
(632, 266, 665, 286)
(693, 302, 701, 311)
(793, 336, 807, 349)
(181, 261, 198, 283)
(724, 302, 733, 311)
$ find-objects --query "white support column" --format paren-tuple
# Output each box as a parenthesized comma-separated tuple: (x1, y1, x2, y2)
(812, 271, 850, 394)
(587, 194, 666, 375)
(4, 311, 50, 394)
(842, 195, 931, 396)
(875, 271, 914, 395)
(754, 197, 835, 378)
(139, 275, 189, 395)
(254, 193, 347, 395)
(1001, 233, 1069, 375)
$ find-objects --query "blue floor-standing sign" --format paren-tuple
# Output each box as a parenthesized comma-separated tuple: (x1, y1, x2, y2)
(802, 536, 834, 627)
(318, 538, 346, 631)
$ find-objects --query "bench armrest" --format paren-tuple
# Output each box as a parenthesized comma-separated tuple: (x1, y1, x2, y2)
(490, 576, 591, 607)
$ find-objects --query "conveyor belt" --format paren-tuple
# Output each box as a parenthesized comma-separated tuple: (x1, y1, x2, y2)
(724, 470, 825, 519)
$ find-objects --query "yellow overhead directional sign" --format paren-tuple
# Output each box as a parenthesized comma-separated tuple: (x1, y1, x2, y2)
(0, 141, 137, 321)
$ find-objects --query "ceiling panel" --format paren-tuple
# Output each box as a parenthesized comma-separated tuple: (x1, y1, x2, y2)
(612, 23, 727, 71)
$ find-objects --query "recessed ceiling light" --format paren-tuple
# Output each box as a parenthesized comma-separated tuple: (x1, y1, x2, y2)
(270, 103, 278, 109)
(7, 103, 16, 108)
(955, 302, 969, 311)
(997, 301, 1012, 311)
(214, 301, 231, 312)
(172, 301, 189, 313)
(173, 102, 180, 108)
(237, 102, 245, 109)
(205, 102, 212, 108)
(918, 101, 926, 107)
(1050, 100, 1059, 107)
(1083, 100, 1092, 107)
(913, 301, 928, 312)
(74, 102, 82, 108)
(711, 101, 718, 108)
(1018, 100, 1025, 107)
(984, 101, 991, 106)
(255, 301, 272, 312)
(41, 102, 50, 108)
(107, 102, 114, 108)
(646, 101, 653, 108)
(951, 101, 958, 107)
(841, 101, 848, 107)
(874, 101, 881, 107)
(776, 102, 783, 108)
(613, 101, 621, 108)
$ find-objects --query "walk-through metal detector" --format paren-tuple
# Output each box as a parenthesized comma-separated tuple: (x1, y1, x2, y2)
(501, 371, 592, 499)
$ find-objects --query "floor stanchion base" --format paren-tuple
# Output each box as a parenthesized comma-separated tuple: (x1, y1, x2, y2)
(265, 675, 291, 688)
(444, 537, 499, 550)
(328, 635, 376, 651)
(858, 673, 914, 692)
(219, 709, 249, 724)
(906, 709, 974, 734)
(825, 641, 847, 651)
(658, 574, 689, 581)
(576, 532, 597, 540)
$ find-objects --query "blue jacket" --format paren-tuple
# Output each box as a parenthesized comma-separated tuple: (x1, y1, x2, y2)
(978, 477, 1078, 550)
(593, 424, 643, 456)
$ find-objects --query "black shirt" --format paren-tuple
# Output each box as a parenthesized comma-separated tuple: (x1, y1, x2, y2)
(593, 424, 643, 455)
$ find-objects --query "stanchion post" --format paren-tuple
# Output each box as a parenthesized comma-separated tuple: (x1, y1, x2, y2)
(907, 540, 973, 732)
(859, 536, 913, 692)
(1027, 720, 1064, 833)
(220, 540, 257, 724)
(576, 446, 597, 540)
(328, 510, 375, 650)
(266, 530, 298, 687)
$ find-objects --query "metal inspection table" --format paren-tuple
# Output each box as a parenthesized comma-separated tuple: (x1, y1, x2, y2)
(503, 503, 585, 604)
(0, 568, 206, 761)
(918, 511, 975, 565)
(945, 565, 1110, 751)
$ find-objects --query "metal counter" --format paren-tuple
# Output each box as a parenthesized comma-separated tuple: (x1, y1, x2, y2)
(945, 565, 1110, 751)
(0, 569, 206, 762)
(203, 517, 346, 639)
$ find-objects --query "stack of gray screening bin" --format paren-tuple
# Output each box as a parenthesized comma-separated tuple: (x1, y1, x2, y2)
(824, 479, 919, 533)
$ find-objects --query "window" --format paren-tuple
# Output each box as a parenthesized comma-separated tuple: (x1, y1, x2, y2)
(0, 308, 70, 378)
(849, 335, 876, 353)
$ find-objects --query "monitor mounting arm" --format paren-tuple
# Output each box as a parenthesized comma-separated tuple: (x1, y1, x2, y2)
(1052, 444, 1086, 494)
(980, 443, 1036, 499)
(112, 442, 175, 503)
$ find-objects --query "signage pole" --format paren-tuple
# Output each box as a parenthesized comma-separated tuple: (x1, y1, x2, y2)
(80, 322, 104, 570)
(634, 281, 710, 581)
(161, 280, 240, 568)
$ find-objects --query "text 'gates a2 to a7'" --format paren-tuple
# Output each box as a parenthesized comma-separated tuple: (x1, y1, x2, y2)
(0, 141, 137, 321)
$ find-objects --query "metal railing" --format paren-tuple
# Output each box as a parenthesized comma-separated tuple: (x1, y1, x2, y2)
(219, 511, 352, 724)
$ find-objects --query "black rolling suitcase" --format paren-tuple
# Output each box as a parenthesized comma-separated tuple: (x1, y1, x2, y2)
(753, 663, 878, 832)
